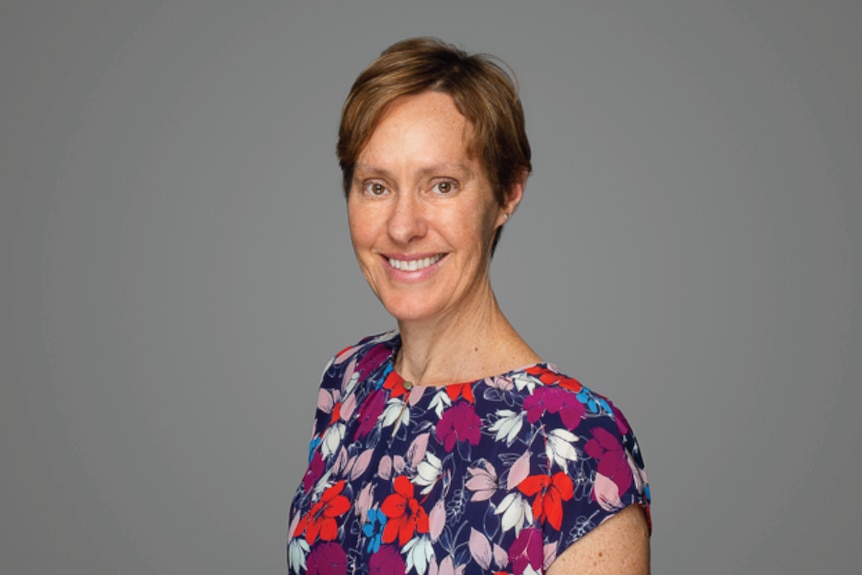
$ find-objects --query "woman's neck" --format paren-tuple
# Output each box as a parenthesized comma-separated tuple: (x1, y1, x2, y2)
(394, 289, 541, 387)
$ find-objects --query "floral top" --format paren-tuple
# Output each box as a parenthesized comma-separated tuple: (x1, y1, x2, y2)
(287, 331, 650, 575)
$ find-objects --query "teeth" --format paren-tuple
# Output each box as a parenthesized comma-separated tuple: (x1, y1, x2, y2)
(388, 255, 442, 271)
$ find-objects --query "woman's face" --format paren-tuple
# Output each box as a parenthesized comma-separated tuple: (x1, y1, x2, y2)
(347, 91, 519, 324)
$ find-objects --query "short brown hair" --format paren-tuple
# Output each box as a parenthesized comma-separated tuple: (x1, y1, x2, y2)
(337, 37, 532, 251)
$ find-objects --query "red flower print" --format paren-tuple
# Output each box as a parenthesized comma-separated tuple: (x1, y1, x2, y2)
(445, 382, 475, 404)
(557, 376, 582, 393)
(524, 365, 583, 393)
(524, 365, 562, 385)
(329, 401, 342, 425)
(294, 481, 351, 544)
(382, 371, 411, 399)
(524, 365, 583, 398)
(380, 475, 429, 546)
(435, 402, 482, 452)
(517, 472, 574, 531)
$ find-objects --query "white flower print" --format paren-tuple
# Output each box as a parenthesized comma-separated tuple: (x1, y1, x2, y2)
(381, 397, 410, 430)
(403, 535, 435, 575)
(487, 409, 524, 446)
(288, 537, 309, 573)
(511, 373, 537, 394)
(342, 361, 359, 395)
(321, 421, 345, 459)
(428, 389, 452, 419)
(545, 428, 579, 470)
(415, 452, 443, 495)
(495, 491, 533, 536)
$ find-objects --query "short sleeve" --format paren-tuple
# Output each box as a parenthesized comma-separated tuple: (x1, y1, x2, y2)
(546, 397, 651, 561)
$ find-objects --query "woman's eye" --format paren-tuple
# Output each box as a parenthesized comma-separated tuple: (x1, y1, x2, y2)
(433, 181, 455, 194)
(365, 183, 387, 196)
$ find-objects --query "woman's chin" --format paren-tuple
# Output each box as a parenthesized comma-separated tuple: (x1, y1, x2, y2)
(380, 298, 442, 324)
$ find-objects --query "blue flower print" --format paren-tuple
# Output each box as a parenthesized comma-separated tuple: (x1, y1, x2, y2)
(576, 388, 611, 415)
(307, 437, 322, 464)
(362, 508, 387, 553)
(375, 363, 393, 390)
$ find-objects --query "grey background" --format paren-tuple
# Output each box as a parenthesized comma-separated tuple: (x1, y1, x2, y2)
(1, 1, 858, 573)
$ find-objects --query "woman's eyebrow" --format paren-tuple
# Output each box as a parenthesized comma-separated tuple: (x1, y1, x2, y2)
(352, 163, 389, 179)
(416, 163, 475, 179)
(354, 162, 475, 179)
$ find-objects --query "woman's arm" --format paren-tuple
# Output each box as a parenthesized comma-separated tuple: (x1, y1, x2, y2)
(546, 504, 650, 575)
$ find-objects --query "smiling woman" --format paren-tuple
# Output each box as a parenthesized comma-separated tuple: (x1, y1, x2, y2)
(287, 37, 651, 575)
(348, 91, 512, 325)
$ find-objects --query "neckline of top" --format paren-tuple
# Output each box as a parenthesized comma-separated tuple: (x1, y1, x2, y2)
(380, 330, 559, 389)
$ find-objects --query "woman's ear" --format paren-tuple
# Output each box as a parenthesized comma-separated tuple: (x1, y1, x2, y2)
(498, 170, 527, 224)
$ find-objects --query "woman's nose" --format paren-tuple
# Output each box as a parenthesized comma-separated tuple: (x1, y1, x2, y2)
(387, 192, 427, 245)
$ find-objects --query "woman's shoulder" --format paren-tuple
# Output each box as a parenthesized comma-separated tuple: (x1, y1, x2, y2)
(495, 363, 652, 530)
(331, 330, 399, 363)
(318, 330, 399, 385)
(484, 363, 631, 428)
(484, 363, 648, 484)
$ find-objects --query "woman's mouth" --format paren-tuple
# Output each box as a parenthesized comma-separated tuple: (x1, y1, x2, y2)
(387, 254, 444, 272)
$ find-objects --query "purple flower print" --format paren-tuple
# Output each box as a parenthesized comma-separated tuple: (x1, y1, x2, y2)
(584, 427, 633, 497)
(302, 451, 325, 492)
(306, 542, 347, 575)
(356, 344, 391, 379)
(368, 544, 406, 575)
(508, 527, 543, 575)
(355, 389, 387, 440)
(435, 401, 481, 452)
(523, 386, 586, 430)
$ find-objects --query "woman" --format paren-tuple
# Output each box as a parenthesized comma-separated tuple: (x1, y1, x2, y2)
(288, 38, 650, 575)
